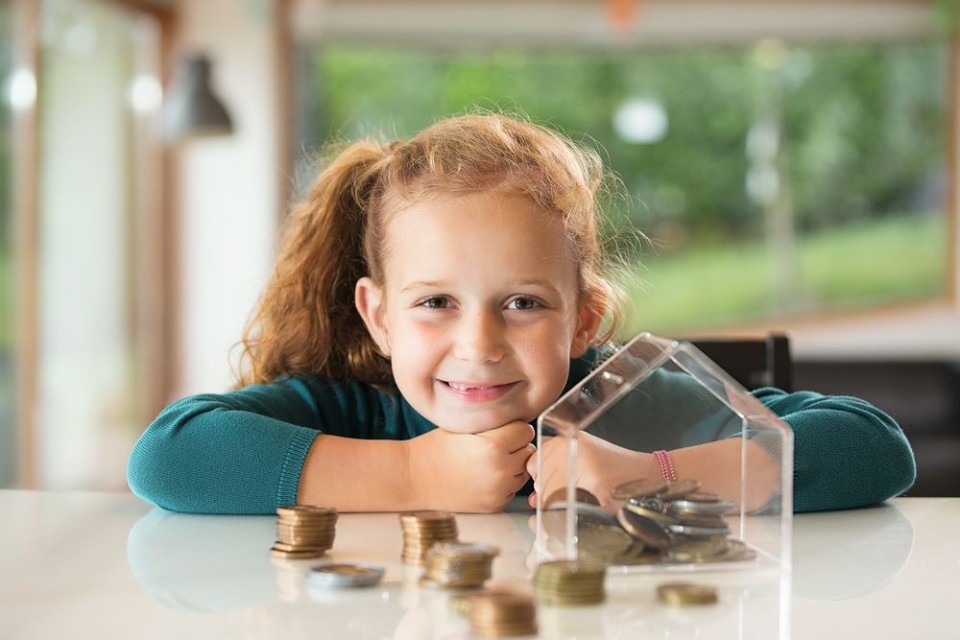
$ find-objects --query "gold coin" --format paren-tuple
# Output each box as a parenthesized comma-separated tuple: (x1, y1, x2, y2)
(656, 582, 718, 605)
(610, 478, 668, 501)
(269, 547, 327, 560)
(575, 520, 636, 563)
(276, 504, 337, 518)
(544, 486, 601, 507)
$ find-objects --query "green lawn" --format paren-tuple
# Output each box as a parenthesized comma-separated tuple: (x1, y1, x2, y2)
(0, 214, 945, 345)
(623, 214, 945, 333)
(0, 252, 9, 348)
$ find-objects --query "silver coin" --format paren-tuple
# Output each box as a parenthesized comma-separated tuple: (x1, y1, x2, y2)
(307, 563, 385, 588)
(674, 513, 730, 529)
(548, 501, 620, 527)
(666, 523, 731, 537)
(668, 498, 735, 516)
(621, 501, 680, 526)
(617, 506, 671, 549)
(626, 495, 666, 512)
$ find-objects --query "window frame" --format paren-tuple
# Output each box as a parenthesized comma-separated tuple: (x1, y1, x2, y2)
(11, 0, 177, 488)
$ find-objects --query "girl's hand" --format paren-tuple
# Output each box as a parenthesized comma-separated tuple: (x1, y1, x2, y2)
(526, 431, 658, 510)
(406, 421, 536, 512)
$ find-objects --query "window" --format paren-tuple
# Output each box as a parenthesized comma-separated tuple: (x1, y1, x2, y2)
(290, 2, 948, 337)
(0, 0, 16, 485)
(4, 0, 166, 489)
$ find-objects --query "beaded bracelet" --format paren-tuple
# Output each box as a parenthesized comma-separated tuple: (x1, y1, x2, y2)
(653, 449, 678, 481)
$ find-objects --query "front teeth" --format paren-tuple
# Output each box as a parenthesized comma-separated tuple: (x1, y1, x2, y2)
(449, 382, 488, 392)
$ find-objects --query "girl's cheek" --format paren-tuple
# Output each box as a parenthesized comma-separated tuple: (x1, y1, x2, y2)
(406, 319, 445, 344)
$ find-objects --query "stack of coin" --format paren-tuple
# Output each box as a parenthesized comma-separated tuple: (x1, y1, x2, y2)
(398, 511, 459, 565)
(532, 560, 606, 606)
(468, 591, 538, 638)
(271, 504, 338, 560)
(420, 541, 499, 589)
(448, 587, 513, 617)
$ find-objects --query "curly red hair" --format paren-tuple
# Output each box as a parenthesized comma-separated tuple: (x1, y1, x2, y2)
(235, 112, 626, 387)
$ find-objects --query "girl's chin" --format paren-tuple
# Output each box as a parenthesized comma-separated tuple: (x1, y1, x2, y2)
(435, 422, 502, 435)
(432, 413, 535, 434)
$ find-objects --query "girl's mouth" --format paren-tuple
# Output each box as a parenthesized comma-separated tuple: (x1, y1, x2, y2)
(439, 380, 518, 403)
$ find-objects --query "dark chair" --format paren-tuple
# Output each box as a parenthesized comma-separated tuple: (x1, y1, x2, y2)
(687, 333, 793, 392)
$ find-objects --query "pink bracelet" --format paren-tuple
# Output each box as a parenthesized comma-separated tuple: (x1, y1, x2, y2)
(653, 450, 678, 481)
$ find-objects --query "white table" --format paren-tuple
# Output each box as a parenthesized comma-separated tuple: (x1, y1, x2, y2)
(1, 491, 957, 639)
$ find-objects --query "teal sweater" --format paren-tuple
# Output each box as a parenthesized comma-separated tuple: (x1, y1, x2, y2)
(127, 357, 915, 515)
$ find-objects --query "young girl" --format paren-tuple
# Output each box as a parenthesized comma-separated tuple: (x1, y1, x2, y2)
(126, 112, 915, 515)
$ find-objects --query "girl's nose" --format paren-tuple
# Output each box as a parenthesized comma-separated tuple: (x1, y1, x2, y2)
(454, 311, 506, 363)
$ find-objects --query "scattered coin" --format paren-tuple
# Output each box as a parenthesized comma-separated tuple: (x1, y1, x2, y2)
(306, 563, 385, 588)
(621, 501, 680, 526)
(545, 478, 755, 567)
(544, 486, 601, 507)
(667, 523, 731, 537)
(669, 496, 736, 517)
(616, 505, 672, 549)
(656, 581, 719, 605)
(545, 500, 620, 527)
(574, 519, 637, 564)
(611, 478, 668, 500)
(656, 479, 701, 500)
(673, 512, 731, 529)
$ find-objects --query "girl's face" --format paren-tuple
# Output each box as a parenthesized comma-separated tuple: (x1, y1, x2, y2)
(356, 191, 601, 434)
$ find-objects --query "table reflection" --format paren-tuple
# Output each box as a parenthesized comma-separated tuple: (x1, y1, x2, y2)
(791, 502, 913, 601)
(125, 502, 912, 639)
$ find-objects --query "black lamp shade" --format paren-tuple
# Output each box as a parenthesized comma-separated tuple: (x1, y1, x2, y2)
(164, 54, 234, 141)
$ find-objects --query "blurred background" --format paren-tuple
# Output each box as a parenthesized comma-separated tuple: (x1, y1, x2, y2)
(1, 0, 957, 495)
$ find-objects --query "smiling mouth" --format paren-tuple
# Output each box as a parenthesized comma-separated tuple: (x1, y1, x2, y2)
(445, 381, 501, 392)
(439, 379, 518, 401)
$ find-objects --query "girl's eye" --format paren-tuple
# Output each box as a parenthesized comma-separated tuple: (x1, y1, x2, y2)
(506, 296, 541, 311)
(418, 296, 451, 309)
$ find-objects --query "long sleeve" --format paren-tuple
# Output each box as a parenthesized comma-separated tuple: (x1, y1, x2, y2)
(754, 388, 916, 513)
(126, 378, 428, 515)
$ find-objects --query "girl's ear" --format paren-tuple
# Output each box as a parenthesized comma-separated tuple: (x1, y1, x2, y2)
(355, 277, 391, 356)
(570, 302, 604, 358)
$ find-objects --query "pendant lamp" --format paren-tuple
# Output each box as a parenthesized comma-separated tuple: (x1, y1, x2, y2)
(163, 53, 234, 141)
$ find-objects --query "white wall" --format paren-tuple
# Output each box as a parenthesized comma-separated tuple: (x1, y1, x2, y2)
(174, 0, 281, 395)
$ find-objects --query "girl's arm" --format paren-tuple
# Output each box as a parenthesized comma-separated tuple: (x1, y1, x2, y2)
(527, 388, 915, 514)
(128, 377, 535, 514)
(127, 381, 328, 514)
(756, 388, 915, 512)
(298, 421, 535, 513)
(529, 434, 777, 512)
